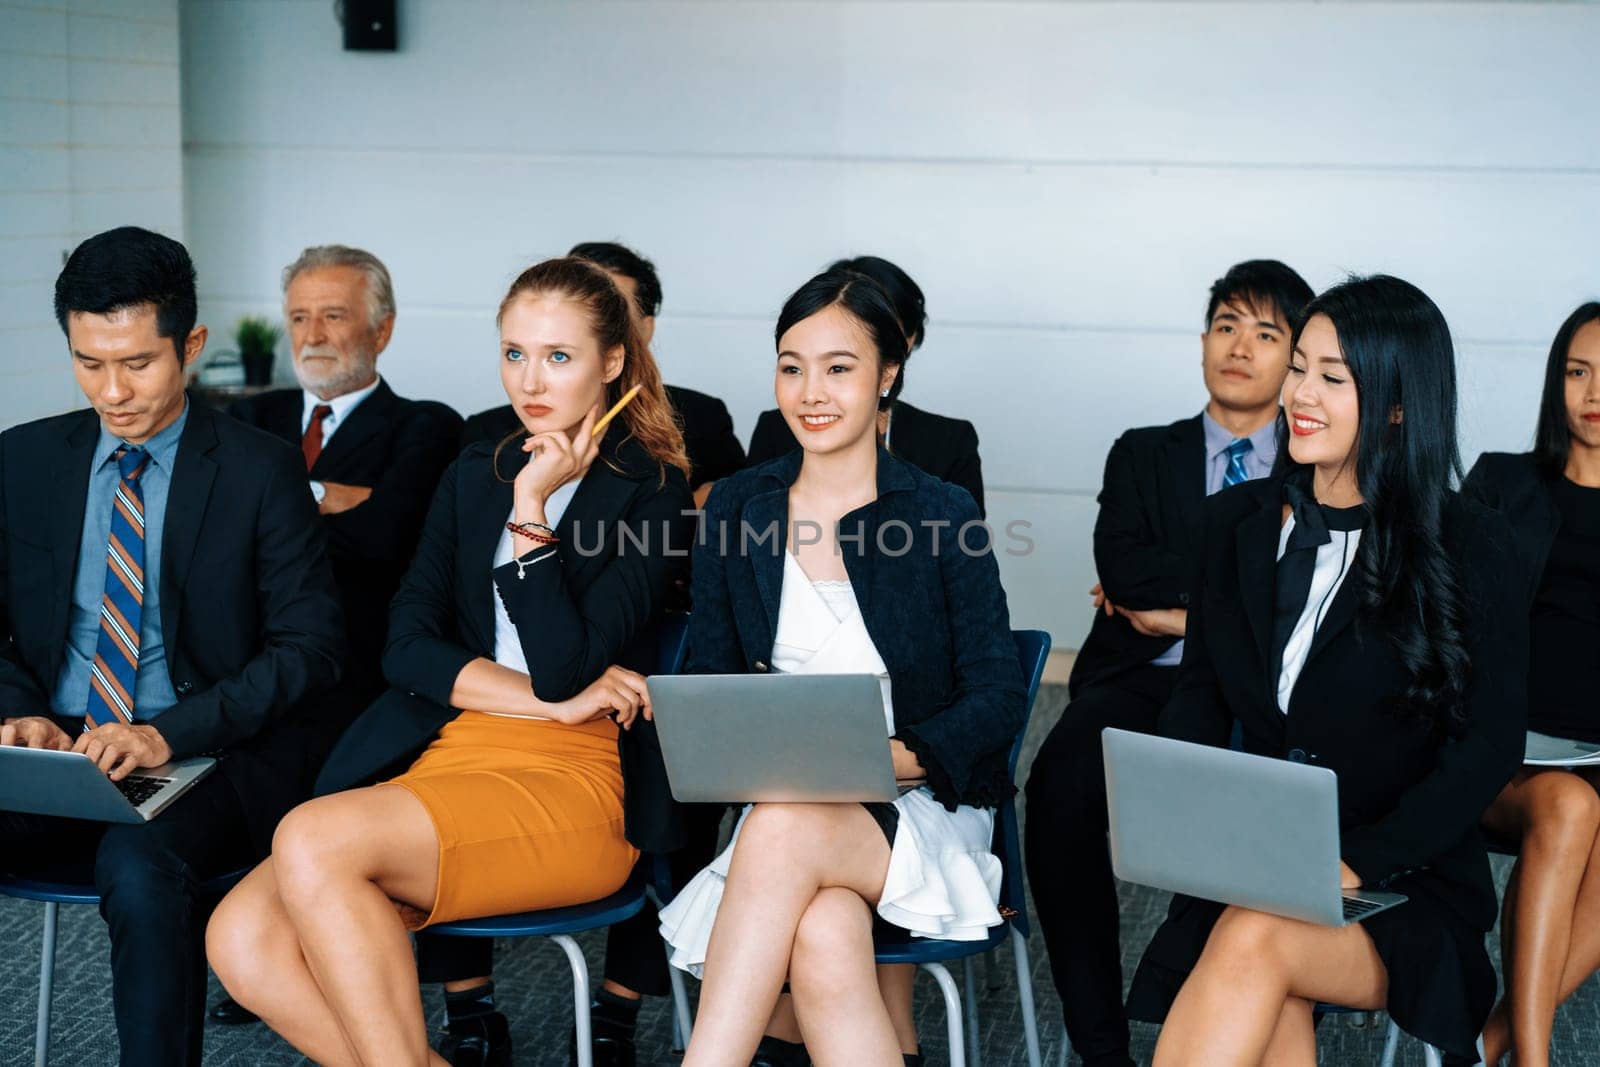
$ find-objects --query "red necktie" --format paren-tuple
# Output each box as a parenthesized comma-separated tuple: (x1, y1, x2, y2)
(302, 404, 333, 470)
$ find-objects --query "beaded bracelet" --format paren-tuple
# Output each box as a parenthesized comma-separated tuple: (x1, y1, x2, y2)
(506, 521, 559, 545)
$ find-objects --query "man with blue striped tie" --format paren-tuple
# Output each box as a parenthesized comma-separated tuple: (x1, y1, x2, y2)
(0, 227, 345, 1066)
(1024, 260, 1315, 1067)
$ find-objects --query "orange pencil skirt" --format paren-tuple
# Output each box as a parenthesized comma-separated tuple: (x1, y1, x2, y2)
(384, 711, 638, 930)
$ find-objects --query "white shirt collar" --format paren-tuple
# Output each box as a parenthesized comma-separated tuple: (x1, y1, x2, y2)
(301, 375, 382, 435)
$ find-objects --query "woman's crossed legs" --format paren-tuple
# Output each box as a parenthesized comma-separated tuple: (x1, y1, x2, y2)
(1154, 905, 1389, 1067)
(207, 784, 447, 1067)
(684, 801, 904, 1067)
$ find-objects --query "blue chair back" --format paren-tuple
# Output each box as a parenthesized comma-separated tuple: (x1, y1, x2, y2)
(998, 629, 1051, 939)
(656, 611, 691, 675)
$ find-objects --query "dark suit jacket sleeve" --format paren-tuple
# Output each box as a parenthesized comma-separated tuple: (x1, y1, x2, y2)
(1340, 508, 1529, 886)
(156, 448, 346, 758)
(893, 485, 1027, 802)
(322, 403, 463, 565)
(745, 410, 794, 468)
(0, 443, 59, 726)
(1155, 503, 1232, 747)
(380, 459, 477, 706)
(459, 408, 510, 452)
(491, 475, 694, 703)
(945, 420, 985, 517)
(683, 395, 746, 488)
(1093, 431, 1189, 610)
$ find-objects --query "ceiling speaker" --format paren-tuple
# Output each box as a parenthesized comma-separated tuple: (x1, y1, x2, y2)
(341, 0, 397, 52)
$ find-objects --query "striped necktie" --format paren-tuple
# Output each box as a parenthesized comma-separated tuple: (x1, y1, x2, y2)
(1223, 437, 1253, 488)
(85, 446, 149, 728)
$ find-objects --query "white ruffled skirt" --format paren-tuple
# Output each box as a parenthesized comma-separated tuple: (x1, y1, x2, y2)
(658, 787, 1003, 977)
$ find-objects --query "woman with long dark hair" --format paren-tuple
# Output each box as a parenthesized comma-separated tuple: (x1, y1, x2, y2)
(657, 267, 1025, 1065)
(204, 257, 693, 1065)
(1461, 301, 1600, 1066)
(1124, 275, 1527, 1064)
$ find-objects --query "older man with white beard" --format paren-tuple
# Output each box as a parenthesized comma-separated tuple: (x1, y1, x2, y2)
(210, 246, 462, 1027)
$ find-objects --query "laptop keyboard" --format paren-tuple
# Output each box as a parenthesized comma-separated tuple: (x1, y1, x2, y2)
(115, 775, 171, 808)
(1342, 896, 1387, 921)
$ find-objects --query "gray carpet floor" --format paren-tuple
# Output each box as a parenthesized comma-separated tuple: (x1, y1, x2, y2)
(4, 683, 1599, 1065)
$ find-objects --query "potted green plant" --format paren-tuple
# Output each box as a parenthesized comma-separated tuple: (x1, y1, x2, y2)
(235, 315, 281, 386)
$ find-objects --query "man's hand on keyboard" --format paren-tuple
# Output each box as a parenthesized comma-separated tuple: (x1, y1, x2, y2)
(72, 722, 173, 782)
(0, 716, 71, 751)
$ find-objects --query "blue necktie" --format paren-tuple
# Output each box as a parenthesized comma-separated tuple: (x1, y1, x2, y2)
(85, 446, 149, 728)
(1223, 437, 1253, 488)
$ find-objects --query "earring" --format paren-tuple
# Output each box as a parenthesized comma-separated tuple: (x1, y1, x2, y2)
(880, 389, 890, 398)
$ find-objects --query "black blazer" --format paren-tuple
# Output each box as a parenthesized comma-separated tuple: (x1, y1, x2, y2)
(1158, 479, 1527, 924)
(1460, 451, 1562, 611)
(461, 385, 746, 491)
(0, 401, 345, 848)
(1070, 415, 1207, 696)
(314, 426, 694, 849)
(685, 449, 1025, 814)
(227, 382, 463, 672)
(745, 401, 985, 516)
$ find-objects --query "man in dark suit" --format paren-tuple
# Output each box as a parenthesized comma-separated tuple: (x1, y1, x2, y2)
(1023, 260, 1313, 1067)
(226, 245, 461, 740)
(208, 245, 463, 1027)
(0, 226, 344, 1066)
(460, 241, 746, 510)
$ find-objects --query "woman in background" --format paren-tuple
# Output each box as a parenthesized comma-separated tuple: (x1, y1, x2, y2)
(1462, 301, 1600, 1067)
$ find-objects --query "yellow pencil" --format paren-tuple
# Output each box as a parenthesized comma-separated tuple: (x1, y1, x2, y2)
(592, 383, 642, 439)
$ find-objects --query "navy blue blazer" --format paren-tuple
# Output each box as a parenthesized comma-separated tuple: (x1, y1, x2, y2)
(687, 448, 1025, 810)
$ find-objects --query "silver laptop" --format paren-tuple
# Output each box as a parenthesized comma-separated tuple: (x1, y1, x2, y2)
(649, 674, 899, 803)
(1102, 728, 1406, 926)
(0, 747, 216, 824)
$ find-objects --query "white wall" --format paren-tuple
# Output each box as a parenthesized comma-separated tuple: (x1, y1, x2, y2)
(175, 0, 1600, 650)
(0, 0, 183, 426)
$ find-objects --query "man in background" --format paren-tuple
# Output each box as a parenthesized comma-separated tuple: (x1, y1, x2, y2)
(1024, 260, 1314, 1067)
(211, 244, 461, 1026)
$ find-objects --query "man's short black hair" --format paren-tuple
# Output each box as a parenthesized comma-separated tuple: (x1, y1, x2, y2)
(54, 226, 197, 356)
(1204, 259, 1314, 332)
(568, 241, 662, 319)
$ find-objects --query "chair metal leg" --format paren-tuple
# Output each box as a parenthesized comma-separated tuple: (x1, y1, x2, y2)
(1056, 1021, 1071, 1067)
(552, 935, 592, 1067)
(667, 958, 693, 1051)
(1423, 1044, 1444, 1067)
(962, 956, 981, 1067)
(919, 962, 967, 1067)
(36, 900, 57, 1067)
(1011, 927, 1043, 1067)
(1380, 1017, 1401, 1067)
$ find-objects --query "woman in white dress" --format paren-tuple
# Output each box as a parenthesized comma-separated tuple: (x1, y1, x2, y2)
(656, 267, 1027, 1066)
